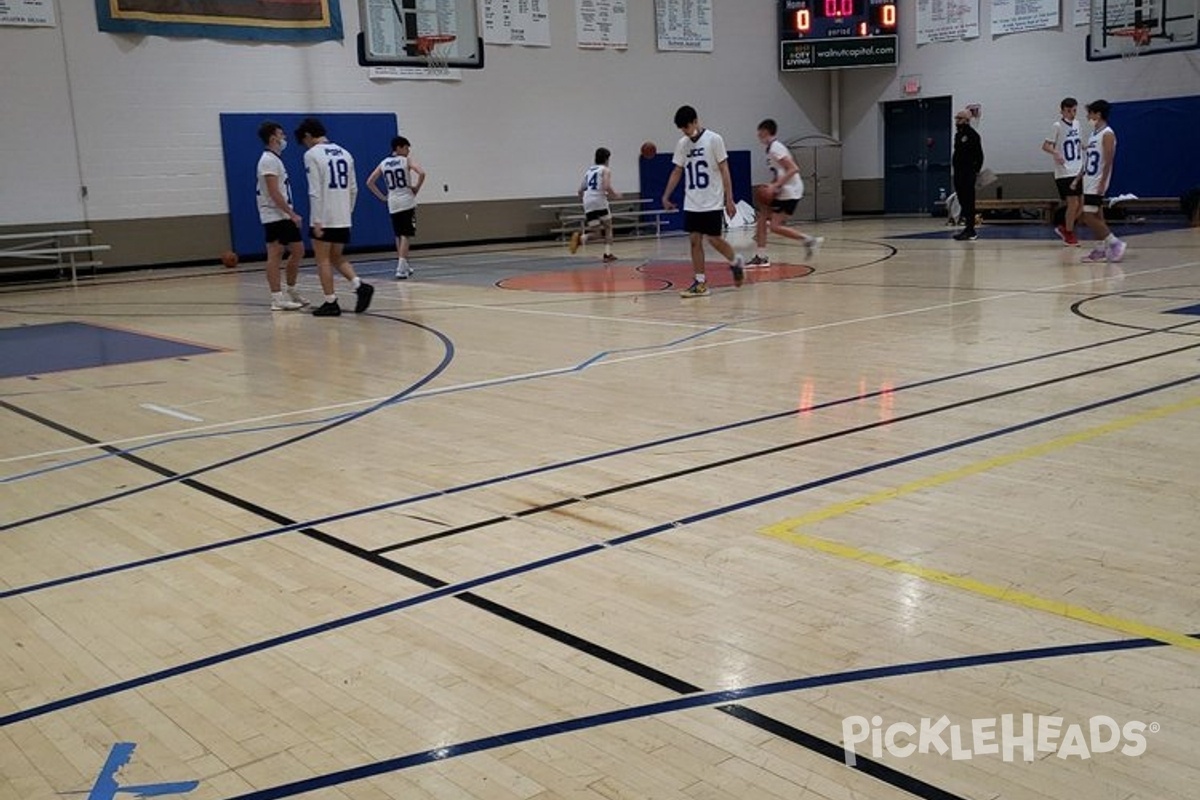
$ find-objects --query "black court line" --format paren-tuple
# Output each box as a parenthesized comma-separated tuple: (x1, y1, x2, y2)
(1072, 284, 1200, 335)
(0, 316, 456, 533)
(6, 326, 1200, 601)
(5, 369, 1198, 732)
(7, 340, 1199, 797)
(373, 334, 1200, 554)
(225, 635, 1196, 799)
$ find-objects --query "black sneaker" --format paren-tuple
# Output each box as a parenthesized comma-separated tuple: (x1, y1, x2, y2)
(730, 254, 745, 288)
(953, 230, 978, 241)
(354, 282, 375, 313)
(312, 300, 341, 317)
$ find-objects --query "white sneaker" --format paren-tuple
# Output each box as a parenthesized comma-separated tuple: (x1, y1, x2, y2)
(395, 266, 415, 279)
(805, 237, 824, 258)
(271, 296, 303, 311)
(286, 287, 310, 307)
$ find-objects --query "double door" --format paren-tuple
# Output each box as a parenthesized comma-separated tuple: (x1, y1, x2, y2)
(884, 96, 952, 214)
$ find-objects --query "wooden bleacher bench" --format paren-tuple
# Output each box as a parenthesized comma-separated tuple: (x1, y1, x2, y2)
(1107, 196, 1183, 215)
(970, 196, 1189, 226)
(0, 229, 110, 283)
(974, 198, 1060, 223)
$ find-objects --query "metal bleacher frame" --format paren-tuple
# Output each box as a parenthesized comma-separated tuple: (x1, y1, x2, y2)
(0, 229, 111, 284)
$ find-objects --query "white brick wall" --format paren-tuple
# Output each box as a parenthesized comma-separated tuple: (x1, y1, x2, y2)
(1, 1, 1195, 226)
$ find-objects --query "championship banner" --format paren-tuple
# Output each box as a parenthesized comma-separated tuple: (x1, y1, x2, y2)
(94, 0, 343, 42)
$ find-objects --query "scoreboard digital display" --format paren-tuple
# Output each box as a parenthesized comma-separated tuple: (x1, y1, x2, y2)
(779, 0, 898, 72)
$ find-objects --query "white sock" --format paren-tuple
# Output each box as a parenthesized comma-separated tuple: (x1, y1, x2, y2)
(351, 277, 362, 289)
(695, 274, 706, 283)
(272, 291, 285, 302)
(325, 294, 337, 303)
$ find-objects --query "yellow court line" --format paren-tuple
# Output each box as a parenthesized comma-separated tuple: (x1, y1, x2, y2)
(765, 394, 1200, 531)
(762, 395, 1200, 651)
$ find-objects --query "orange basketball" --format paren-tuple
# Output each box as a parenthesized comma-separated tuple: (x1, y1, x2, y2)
(640, 141, 657, 159)
(755, 184, 775, 206)
(220, 251, 238, 268)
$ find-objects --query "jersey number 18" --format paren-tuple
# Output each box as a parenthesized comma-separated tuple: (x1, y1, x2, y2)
(326, 158, 350, 189)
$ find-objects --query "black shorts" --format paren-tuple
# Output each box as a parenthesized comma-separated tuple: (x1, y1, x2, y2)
(263, 219, 302, 245)
(390, 208, 417, 238)
(683, 209, 724, 237)
(311, 226, 351, 244)
(584, 208, 611, 225)
(1083, 194, 1105, 211)
(1055, 177, 1082, 199)
(770, 198, 799, 215)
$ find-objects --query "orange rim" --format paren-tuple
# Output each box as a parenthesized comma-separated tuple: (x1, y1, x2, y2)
(416, 34, 456, 55)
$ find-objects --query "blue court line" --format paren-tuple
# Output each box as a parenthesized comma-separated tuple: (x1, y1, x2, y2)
(3, 371, 1196, 728)
(0, 324, 727, 486)
(0, 316, 455, 532)
(0, 414, 357, 484)
(3, 330, 1197, 602)
(224, 634, 1182, 799)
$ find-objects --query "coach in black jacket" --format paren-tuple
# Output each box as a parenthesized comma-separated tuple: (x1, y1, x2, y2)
(952, 110, 984, 241)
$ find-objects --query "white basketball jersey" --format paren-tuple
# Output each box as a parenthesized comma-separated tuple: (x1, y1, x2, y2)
(304, 141, 357, 228)
(376, 155, 417, 213)
(672, 128, 729, 213)
(1048, 118, 1083, 180)
(765, 139, 804, 201)
(580, 165, 611, 213)
(255, 150, 292, 224)
(1082, 126, 1116, 196)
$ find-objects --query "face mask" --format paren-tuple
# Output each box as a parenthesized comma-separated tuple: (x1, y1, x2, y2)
(277, 138, 288, 152)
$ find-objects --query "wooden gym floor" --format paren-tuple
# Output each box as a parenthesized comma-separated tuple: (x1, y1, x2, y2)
(1, 217, 1198, 799)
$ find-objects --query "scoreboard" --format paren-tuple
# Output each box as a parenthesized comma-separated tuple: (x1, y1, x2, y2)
(779, 0, 898, 72)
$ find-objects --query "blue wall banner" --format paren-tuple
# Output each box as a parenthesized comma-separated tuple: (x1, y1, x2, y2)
(220, 113, 401, 259)
(94, 0, 342, 42)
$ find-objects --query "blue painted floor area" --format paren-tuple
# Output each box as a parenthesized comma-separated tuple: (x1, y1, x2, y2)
(1165, 303, 1200, 316)
(0, 322, 217, 379)
(889, 218, 1190, 241)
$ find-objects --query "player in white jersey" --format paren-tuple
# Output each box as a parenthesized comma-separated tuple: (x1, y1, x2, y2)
(569, 147, 620, 262)
(295, 117, 373, 316)
(1042, 97, 1084, 246)
(1072, 100, 1126, 263)
(747, 119, 822, 266)
(367, 135, 425, 279)
(255, 121, 307, 310)
(661, 105, 744, 297)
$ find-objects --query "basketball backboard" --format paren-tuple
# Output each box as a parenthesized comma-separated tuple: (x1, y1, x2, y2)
(358, 0, 483, 69)
(1087, 0, 1199, 60)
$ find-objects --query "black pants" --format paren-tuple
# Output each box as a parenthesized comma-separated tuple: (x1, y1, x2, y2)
(954, 171, 976, 232)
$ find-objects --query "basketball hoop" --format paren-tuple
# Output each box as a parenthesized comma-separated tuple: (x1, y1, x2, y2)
(1111, 26, 1152, 58)
(417, 34, 457, 75)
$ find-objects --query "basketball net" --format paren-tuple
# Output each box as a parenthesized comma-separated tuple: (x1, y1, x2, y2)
(417, 34, 456, 76)
(1112, 26, 1151, 59)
